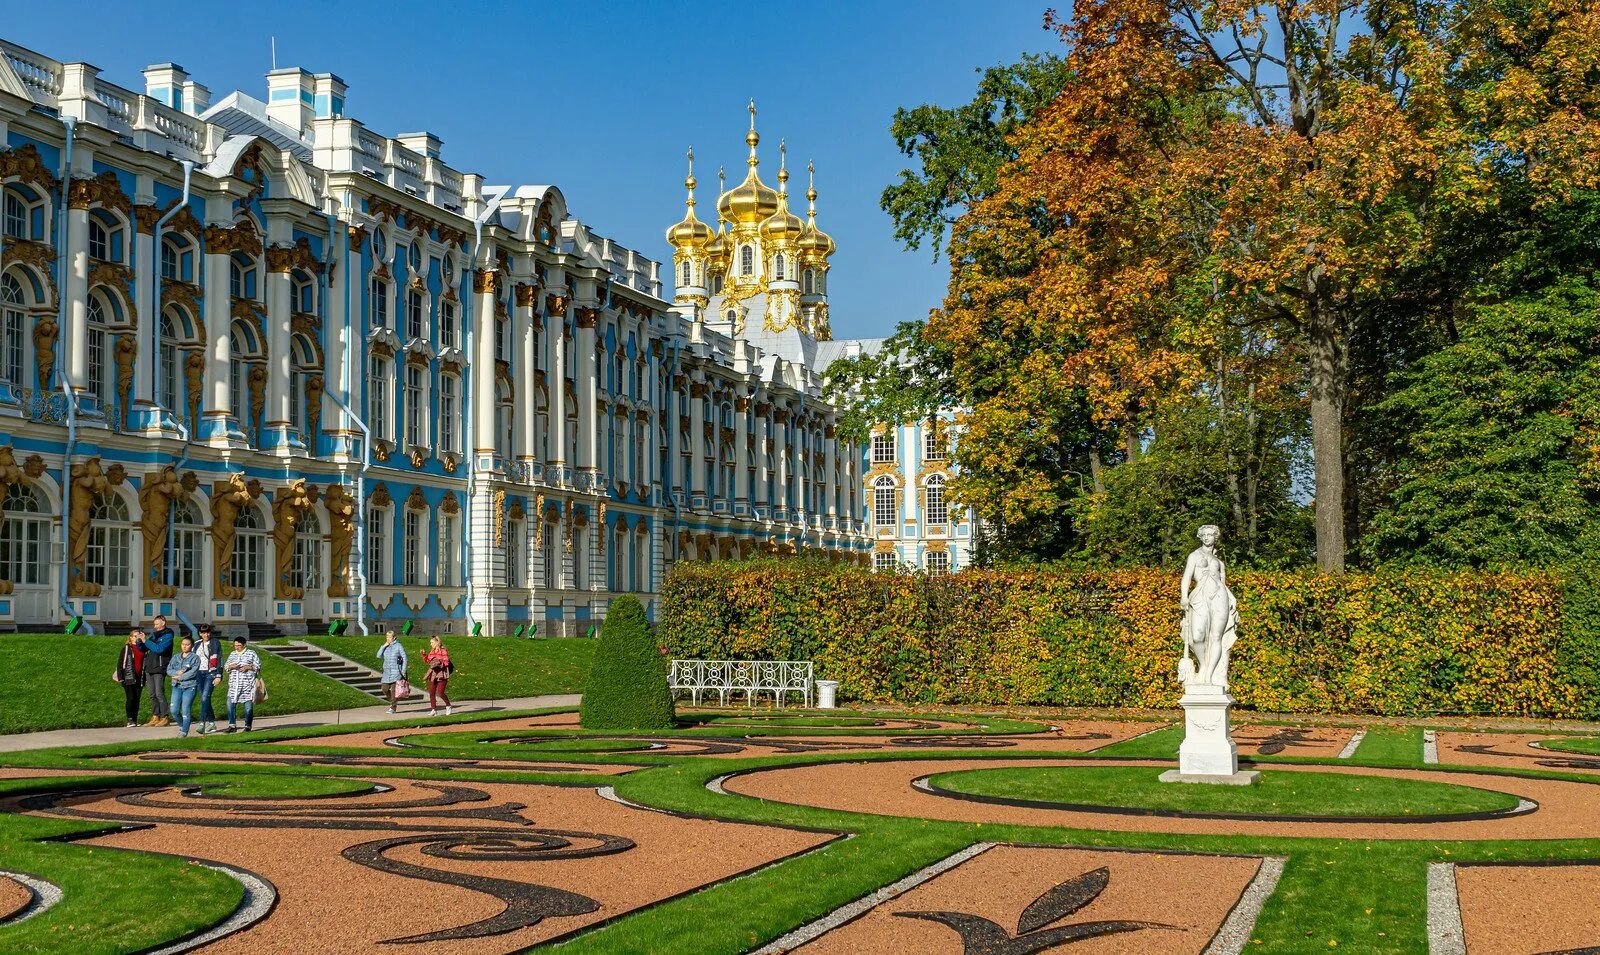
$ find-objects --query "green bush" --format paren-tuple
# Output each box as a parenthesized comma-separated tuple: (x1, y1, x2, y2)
(658, 560, 1596, 719)
(579, 595, 676, 730)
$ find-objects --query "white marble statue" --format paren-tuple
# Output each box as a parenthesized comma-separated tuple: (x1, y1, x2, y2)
(1178, 524, 1238, 690)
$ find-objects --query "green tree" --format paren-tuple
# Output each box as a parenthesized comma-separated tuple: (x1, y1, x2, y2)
(579, 596, 676, 731)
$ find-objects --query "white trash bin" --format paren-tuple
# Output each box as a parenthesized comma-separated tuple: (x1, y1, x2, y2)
(815, 680, 840, 709)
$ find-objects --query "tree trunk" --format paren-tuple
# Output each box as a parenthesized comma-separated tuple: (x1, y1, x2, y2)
(1088, 449, 1105, 494)
(1308, 296, 1347, 573)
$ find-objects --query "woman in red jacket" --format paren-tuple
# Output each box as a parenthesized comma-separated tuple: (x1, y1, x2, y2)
(114, 631, 146, 727)
(423, 635, 452, 717)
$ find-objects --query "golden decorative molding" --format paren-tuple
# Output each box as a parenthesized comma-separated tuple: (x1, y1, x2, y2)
(472, 269, 498, 294)
(493, 489, 506, 547)
(113, 334, 136, 429)
(373, 439, 391, 462)
(22, 454, 46, 479)
(183, 351, 204, 433)
(545, 293, 569, 315)
(347, 224, 369, 252)
(369, 482, 393, 508)
(33, 316, 58, 389)
(272, 479, 321, 599)
(370, 341, 394, 359)
(324, 483, 356, 598)
(247, 365, 268, 435)
(441, 452, 459, 473)
(68, 170, 131, 214)
(408, 447, 426, 468)
(210, 473, 262, 600)
(266, 237, 326, 275)
(575, 306, 600, 329)
(508, 498, 525, 521)
(0, 144, 57, 191)
(514, 282, 539, 308)
(405, 350, 431, 369)
(405, 486, 427, 511)
(4, 237, 59, 302)
(205, 220, 263, 257)
(137, 466, 184, 598)
(0, 448, 19, 594)
(440, 493, 460, 516)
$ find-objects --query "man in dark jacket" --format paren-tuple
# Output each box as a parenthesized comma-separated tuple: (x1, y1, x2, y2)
(142, 614, 174, 726)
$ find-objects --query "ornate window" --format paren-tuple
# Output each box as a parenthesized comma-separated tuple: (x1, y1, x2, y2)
(230, 503, 267, 593)
(85, 493, 131, 589)
(496, 317, 509, 362)
(1, 190, 27, 239)
(404, 363, 426, 447)
(1, 273, 25, 385)
(293, 273, 316, 313)
(681, 260, 691, 286)
(612, 524, 627, 590)
(406, 287, 424, 341)
(925, 474, 948, 526)
(229, 319, 264, 442)
(88, 218, 110, 261)
(438, 510, 459, 587)
(874, 551, 898, 573)
(926, 550, 950, 576)
(740, 244, 753, 275)
(367, 507, 388, 585)
(542, 520, 558, 589)
(158, 311, 181, 412)
(439, 300, 457, 350)
(163, 497, 204, 590)
(535, 385, 550, 462)
(497, 380, 515, 457)
(0, 482, 50, 585)
(1, 185, 43, 241)
(507, 519, 525, 588)
(161, 235, 193, 282)
(86, 293, 113, 412)
(369, 276, 389, 328)
(292, 509, 323, 592)
(440, 374, 460, 454)
(403, 507, 424, 586)
(406, 242, 422, 274)
(871, 431, 896, 464)
(367, 355, 391, 442)
(635, 528, 650, 593)
(774, 252, 785, 280)
(802, 269, 814, 294)
(873, 476, 897, 528)
(290, 335, 319, 446)
(924, 421, 947, 460)
(573, 527, 588, 590)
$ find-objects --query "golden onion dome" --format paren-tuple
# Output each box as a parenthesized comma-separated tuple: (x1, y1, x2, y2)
(797, 161, 836, 257)
(665, 148, 713, 249)
(760, 145, 806, 243)
(706, 224, 729, 257)
(717, 101, 781, 225)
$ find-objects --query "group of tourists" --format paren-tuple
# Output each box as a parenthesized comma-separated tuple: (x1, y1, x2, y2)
(376, 630, 455, 717)
(114, 620, 458, 735)
(113, 614, 262, 736)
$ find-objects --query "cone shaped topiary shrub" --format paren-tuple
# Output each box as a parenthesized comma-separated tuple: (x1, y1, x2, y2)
(579, 595, 677, 730)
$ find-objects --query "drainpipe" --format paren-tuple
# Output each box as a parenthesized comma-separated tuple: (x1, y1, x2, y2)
(329, 198, 373, 636)
(153, 161, 197, 641)
(462, 186, 507, 635)
(53, 118, 88, 634)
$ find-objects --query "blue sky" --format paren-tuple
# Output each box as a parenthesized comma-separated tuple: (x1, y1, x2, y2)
(4, 1, 1059, 340)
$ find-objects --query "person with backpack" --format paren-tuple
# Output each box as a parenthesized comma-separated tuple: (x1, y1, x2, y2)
(165, 634, 202, 738)
(193, 623, 223, 735)
(376, 630, 409, 715)
(142, 615, 174, 726)
(114, 630, 145, 727)
(423, 634, 453, 717)
(223, 636, 262, 733)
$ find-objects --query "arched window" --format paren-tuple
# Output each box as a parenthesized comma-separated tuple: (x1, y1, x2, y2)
(802, 269, 814, 294)
(565, 398, 578, 467)
(926, 550, 950, 576)
(774, 252, 785, 280)
(924, 421, 947, 461)
(635, 528, 650, 593)
(507, 518, 525, 587)
(0, 482, 50, 585)
(535, 385, 550, 462)
(740, 244, 753, 275)
(873, 476, 897, 528)
(406, 287, 424, 340)
(406, 242, 422, 274)
(438, 507, 460, 587)
(440, 374, 460, 454)
(711, 272, 723, 294)
(404, 363, 426, 447)
(230, 503, 267, 593)
(367, 355, 391, 442)
(573, 524, 588, 590)
(369, 276, 389, 328)
(925, 474, 948, 526)
(2, 272, 28, 386)
(85, 492, 130, 590)
(1, 184, 43, 241)
(403, 507, 424, 586)
(681, 260, 691, 286)
(88, 217, 110, 261)
(612, 524, 627, 590)
(293, 508, 323, 592)
(497, 380, 515, 457)
(366, 507, 388, 585)
(85, 293, 114, 412)
(874, 551, 897, 572)
(439, 300, 457, 350)
(163, 497, 204, 591)
(871, 431, 896, 464)
(161, 235, 193, 282)
(495, 317, 509, 362)
(292, 272, 316, 313)
(2, 189, 27, 239)
(229, 319, 263, 442)
(290, 335, 319, 446)
(229, 258, 247, 299)
(542, 519, 559, 589)
(158, 311, 181, 411)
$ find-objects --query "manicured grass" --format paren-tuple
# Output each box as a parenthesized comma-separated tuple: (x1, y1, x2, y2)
(300, 634, 592, 700)
(189, 773, 378, 800)
(1352, 725, 1426, 767)
(925, 765, 1522, 817)
(1540, 735, 1600, 755)
(0, 634, 376, 734)
(1091, 722, 1182, 757)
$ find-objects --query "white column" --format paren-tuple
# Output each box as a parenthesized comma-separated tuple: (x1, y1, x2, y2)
(795, 415, 809, 524)
(666, 372, 681, 492)
(264, 254, 293, 450)
(326, 222, 352, 457)
(733, 394, 750, 504)
(774, 407, 791, 516)
(575, 308, 598, 478)
(132, 204, 156, 422)
(471, 268, 497, 457)
(63, 203, 90, 397)
(754, 401, 770, 508)
(517, 288, 537, 473)
(549, 295, 568, 476)
(825, 424, 838, 520)
(202, 244, 233, 444)
(688, 375, 706, 508)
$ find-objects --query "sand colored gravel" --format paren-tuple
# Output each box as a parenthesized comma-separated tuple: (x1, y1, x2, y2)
(794, 844, 1261, 954)
(1455, 862, 1600, 954)
(1232, 725, 1356, 759)
(38, 778, 828, 953)
(723, 758, 1600, 841)
(1436, 732, 1600, 775)
(0, 875, 32, 922)
(104, 750, 639, 776)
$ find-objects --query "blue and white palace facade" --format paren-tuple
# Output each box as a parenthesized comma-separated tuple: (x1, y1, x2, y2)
(0, 38, 882, 635)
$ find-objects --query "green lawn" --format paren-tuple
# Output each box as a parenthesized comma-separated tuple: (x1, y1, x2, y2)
(1539, 735, 1600, 755)
(924, 764, 1523, 817)
(0, 634, 377, 735)
(190, 773, 379, 800)
(299, 634, 592, 700)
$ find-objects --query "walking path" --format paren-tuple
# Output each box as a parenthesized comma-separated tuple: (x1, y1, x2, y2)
(0, 694, 582, 753)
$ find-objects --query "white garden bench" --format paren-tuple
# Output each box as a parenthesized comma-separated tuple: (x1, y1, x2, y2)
(669, 659, 815, 708)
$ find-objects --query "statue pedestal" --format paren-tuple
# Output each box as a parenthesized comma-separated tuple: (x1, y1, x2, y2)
(1161, 686, 1259, 786)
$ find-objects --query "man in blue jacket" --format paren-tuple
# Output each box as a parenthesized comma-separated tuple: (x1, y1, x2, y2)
(142, 614, 174, 726)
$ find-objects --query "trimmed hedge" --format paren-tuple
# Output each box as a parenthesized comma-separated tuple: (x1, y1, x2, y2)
(658, 561, 1600, 719)
(580, 594, 676, 730)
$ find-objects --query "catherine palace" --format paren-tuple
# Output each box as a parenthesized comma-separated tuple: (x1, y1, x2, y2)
(0, 37, 973, 635)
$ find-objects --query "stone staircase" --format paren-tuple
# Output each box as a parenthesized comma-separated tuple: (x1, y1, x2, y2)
(260, 641, 387, 699)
